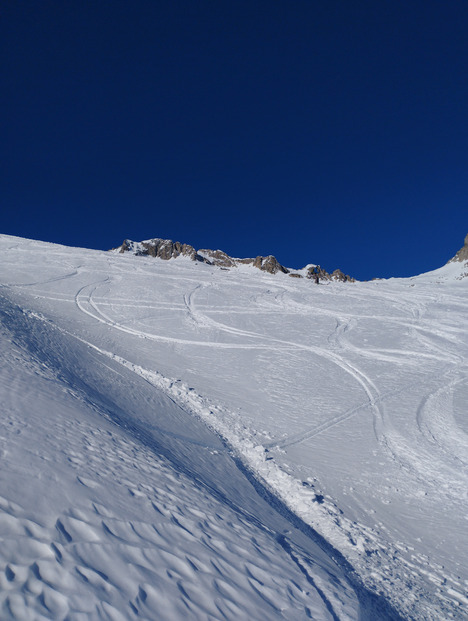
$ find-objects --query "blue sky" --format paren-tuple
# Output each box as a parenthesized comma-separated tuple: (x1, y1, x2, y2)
(1, 1, 467, 279)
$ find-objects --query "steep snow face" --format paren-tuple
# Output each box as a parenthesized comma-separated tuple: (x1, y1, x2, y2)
(0, 234, 467, 620)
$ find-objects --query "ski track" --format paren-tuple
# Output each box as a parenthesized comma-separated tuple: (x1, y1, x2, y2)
(180, 282, 388, 447)
(75, 280, 291, 351)
(416, 376, 468, 467)
(323, 305, 468, 493)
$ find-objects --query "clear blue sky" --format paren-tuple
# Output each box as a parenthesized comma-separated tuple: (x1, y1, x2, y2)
(1, 1, 467, 279)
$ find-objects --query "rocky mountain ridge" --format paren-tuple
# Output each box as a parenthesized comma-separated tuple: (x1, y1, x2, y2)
(448, 232, 468, 263)
(114, 238, 355, 282)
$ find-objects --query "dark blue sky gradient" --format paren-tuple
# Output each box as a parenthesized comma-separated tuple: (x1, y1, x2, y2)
(2, 1, 468, 279)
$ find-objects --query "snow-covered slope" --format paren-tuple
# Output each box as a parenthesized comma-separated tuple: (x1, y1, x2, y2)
(0, 233, 467, 620)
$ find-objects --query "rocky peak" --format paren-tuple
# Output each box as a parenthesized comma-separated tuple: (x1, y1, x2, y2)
(330, 269, 355, 282)
(113, 237, 354, 281)
(304, 265, 354, 283)
(252, 255, 289, 274)
(448, 233, 468, 263)
(197, 249, 237, 268)
(119, 238, 201, 262)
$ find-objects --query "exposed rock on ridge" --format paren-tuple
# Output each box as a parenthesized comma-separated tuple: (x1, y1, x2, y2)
(119, 238, 202, 262)
(252, 255, 289, 274)
(448, 233, 468, 263)
(114, 238, 355, 281)
(197, 249, 237, 268)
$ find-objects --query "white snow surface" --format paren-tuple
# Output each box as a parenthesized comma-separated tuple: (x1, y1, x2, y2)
(0, 233, 467, 620)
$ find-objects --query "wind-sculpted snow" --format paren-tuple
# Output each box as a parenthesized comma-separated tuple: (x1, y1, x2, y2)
(0, 234, 467, 620)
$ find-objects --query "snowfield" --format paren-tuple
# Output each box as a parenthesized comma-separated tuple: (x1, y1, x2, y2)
(0, 233, 467, 620)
